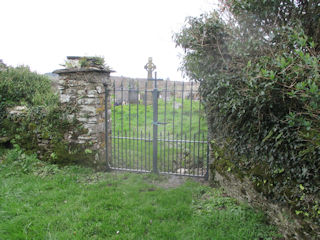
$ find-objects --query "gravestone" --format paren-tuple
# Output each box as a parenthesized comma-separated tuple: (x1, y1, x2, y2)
(128, 88, 140, 104)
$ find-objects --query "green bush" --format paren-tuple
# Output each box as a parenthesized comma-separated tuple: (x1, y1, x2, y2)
(0, 66, 58, 107)
(0, 144, 61, 177)
(0, 65, 88, 165)
(2, 104, 88, 164)
(175, 0, 320, 235)
(3, 144, 39, 174)
(0, 66, 58, 130)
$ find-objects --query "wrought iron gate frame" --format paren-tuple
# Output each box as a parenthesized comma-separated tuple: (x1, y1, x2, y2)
(105, 77, 209, 179)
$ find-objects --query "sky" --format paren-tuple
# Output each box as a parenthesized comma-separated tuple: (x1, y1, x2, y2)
(0, 0, 218, 81)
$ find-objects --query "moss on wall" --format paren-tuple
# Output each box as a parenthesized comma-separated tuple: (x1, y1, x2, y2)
(210, 140, 320, 239)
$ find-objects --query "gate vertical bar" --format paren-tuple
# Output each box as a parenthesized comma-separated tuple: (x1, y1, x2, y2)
(121, 82, 124, 168)
(172, 82, 176, 173)
(113, 81, 116, 168)
(144, 82, 147, 170)
(189, 82, 193, 173)
(205, 142, 209, 180)
(164, 81, 168, 172)
(137, 82, 139, 170)
(152, 74, 159, 174)
(128, 82, 131, 168)
(180, 82, 185, 173)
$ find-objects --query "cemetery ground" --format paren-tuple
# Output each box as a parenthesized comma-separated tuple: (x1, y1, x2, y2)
(111, 98, 209, 173)
(0, 147, 283, 240)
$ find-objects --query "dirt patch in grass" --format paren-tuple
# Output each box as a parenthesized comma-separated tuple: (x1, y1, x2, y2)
(139, 187, 156, 192)
(155, 175, 187, 188)
(147, 174, 208, 189)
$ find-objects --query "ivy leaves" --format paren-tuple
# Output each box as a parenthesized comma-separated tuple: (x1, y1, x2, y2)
(175, 1, 320, 230)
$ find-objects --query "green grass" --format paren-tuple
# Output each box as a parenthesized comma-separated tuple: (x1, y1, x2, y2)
(0, 147, 282, 239)
(111, 98, 208, 174)
(112, 98, 207, 137)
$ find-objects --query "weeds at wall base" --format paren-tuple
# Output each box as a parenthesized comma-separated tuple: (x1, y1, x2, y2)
(210, 140, 320, 239)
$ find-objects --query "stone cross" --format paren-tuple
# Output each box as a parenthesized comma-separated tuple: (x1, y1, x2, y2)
(144, 57, 156, 80)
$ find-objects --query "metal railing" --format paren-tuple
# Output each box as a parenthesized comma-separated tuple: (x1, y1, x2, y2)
(106, 77, 209, 178)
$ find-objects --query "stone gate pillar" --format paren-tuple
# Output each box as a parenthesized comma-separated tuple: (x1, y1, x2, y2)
(53, 57, 113, 170)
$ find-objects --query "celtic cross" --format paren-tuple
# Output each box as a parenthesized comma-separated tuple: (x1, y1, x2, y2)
(144, 57, 156, 80)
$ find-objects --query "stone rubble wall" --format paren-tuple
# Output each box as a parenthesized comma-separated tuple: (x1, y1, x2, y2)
(5, 106, 54, 159)
(54, 69, 112, 170)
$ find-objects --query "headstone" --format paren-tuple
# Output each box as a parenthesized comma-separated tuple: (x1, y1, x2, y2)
(173, 102, 182, 109)
(128, 88, 139, 104)
(142, 91, 153, 105)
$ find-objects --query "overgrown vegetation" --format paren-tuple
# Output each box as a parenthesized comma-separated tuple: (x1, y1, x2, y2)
(0, 66, 88, 165)
(0, 148, 281, 239)
(175, 0, 319, 237)
(63, 56, 111, 70)
(0, 66, 57, 125)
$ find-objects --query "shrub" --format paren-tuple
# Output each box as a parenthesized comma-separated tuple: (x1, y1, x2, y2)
(0, 65, 88, 165)
(0, 66, 58, 132)
(0, 144, 60, 177)
(1, 144, 39, 174)
(175, 0, 320, 235)
(0, 65, 58, 107)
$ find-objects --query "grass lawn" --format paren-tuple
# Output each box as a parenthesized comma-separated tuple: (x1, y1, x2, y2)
(0, 147, 282, 240)
(110, 98, 209, 174)
(112, 98, 207, 138)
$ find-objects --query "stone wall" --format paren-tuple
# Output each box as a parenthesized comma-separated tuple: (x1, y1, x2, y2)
(208, 141, 319, 239)
(53, 68, 112, 170)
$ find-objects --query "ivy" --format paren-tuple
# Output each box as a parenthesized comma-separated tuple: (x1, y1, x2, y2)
(175, 0, 320, 234)
(0, 66, 89, 165)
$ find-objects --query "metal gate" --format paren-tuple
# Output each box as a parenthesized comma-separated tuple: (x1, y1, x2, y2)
(106, 77, 209, 178)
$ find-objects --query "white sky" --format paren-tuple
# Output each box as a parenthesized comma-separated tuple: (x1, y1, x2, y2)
(0, 0, 218, 81)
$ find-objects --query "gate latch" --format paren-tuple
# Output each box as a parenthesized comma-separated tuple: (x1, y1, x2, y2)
(152, 121, 168, 125)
